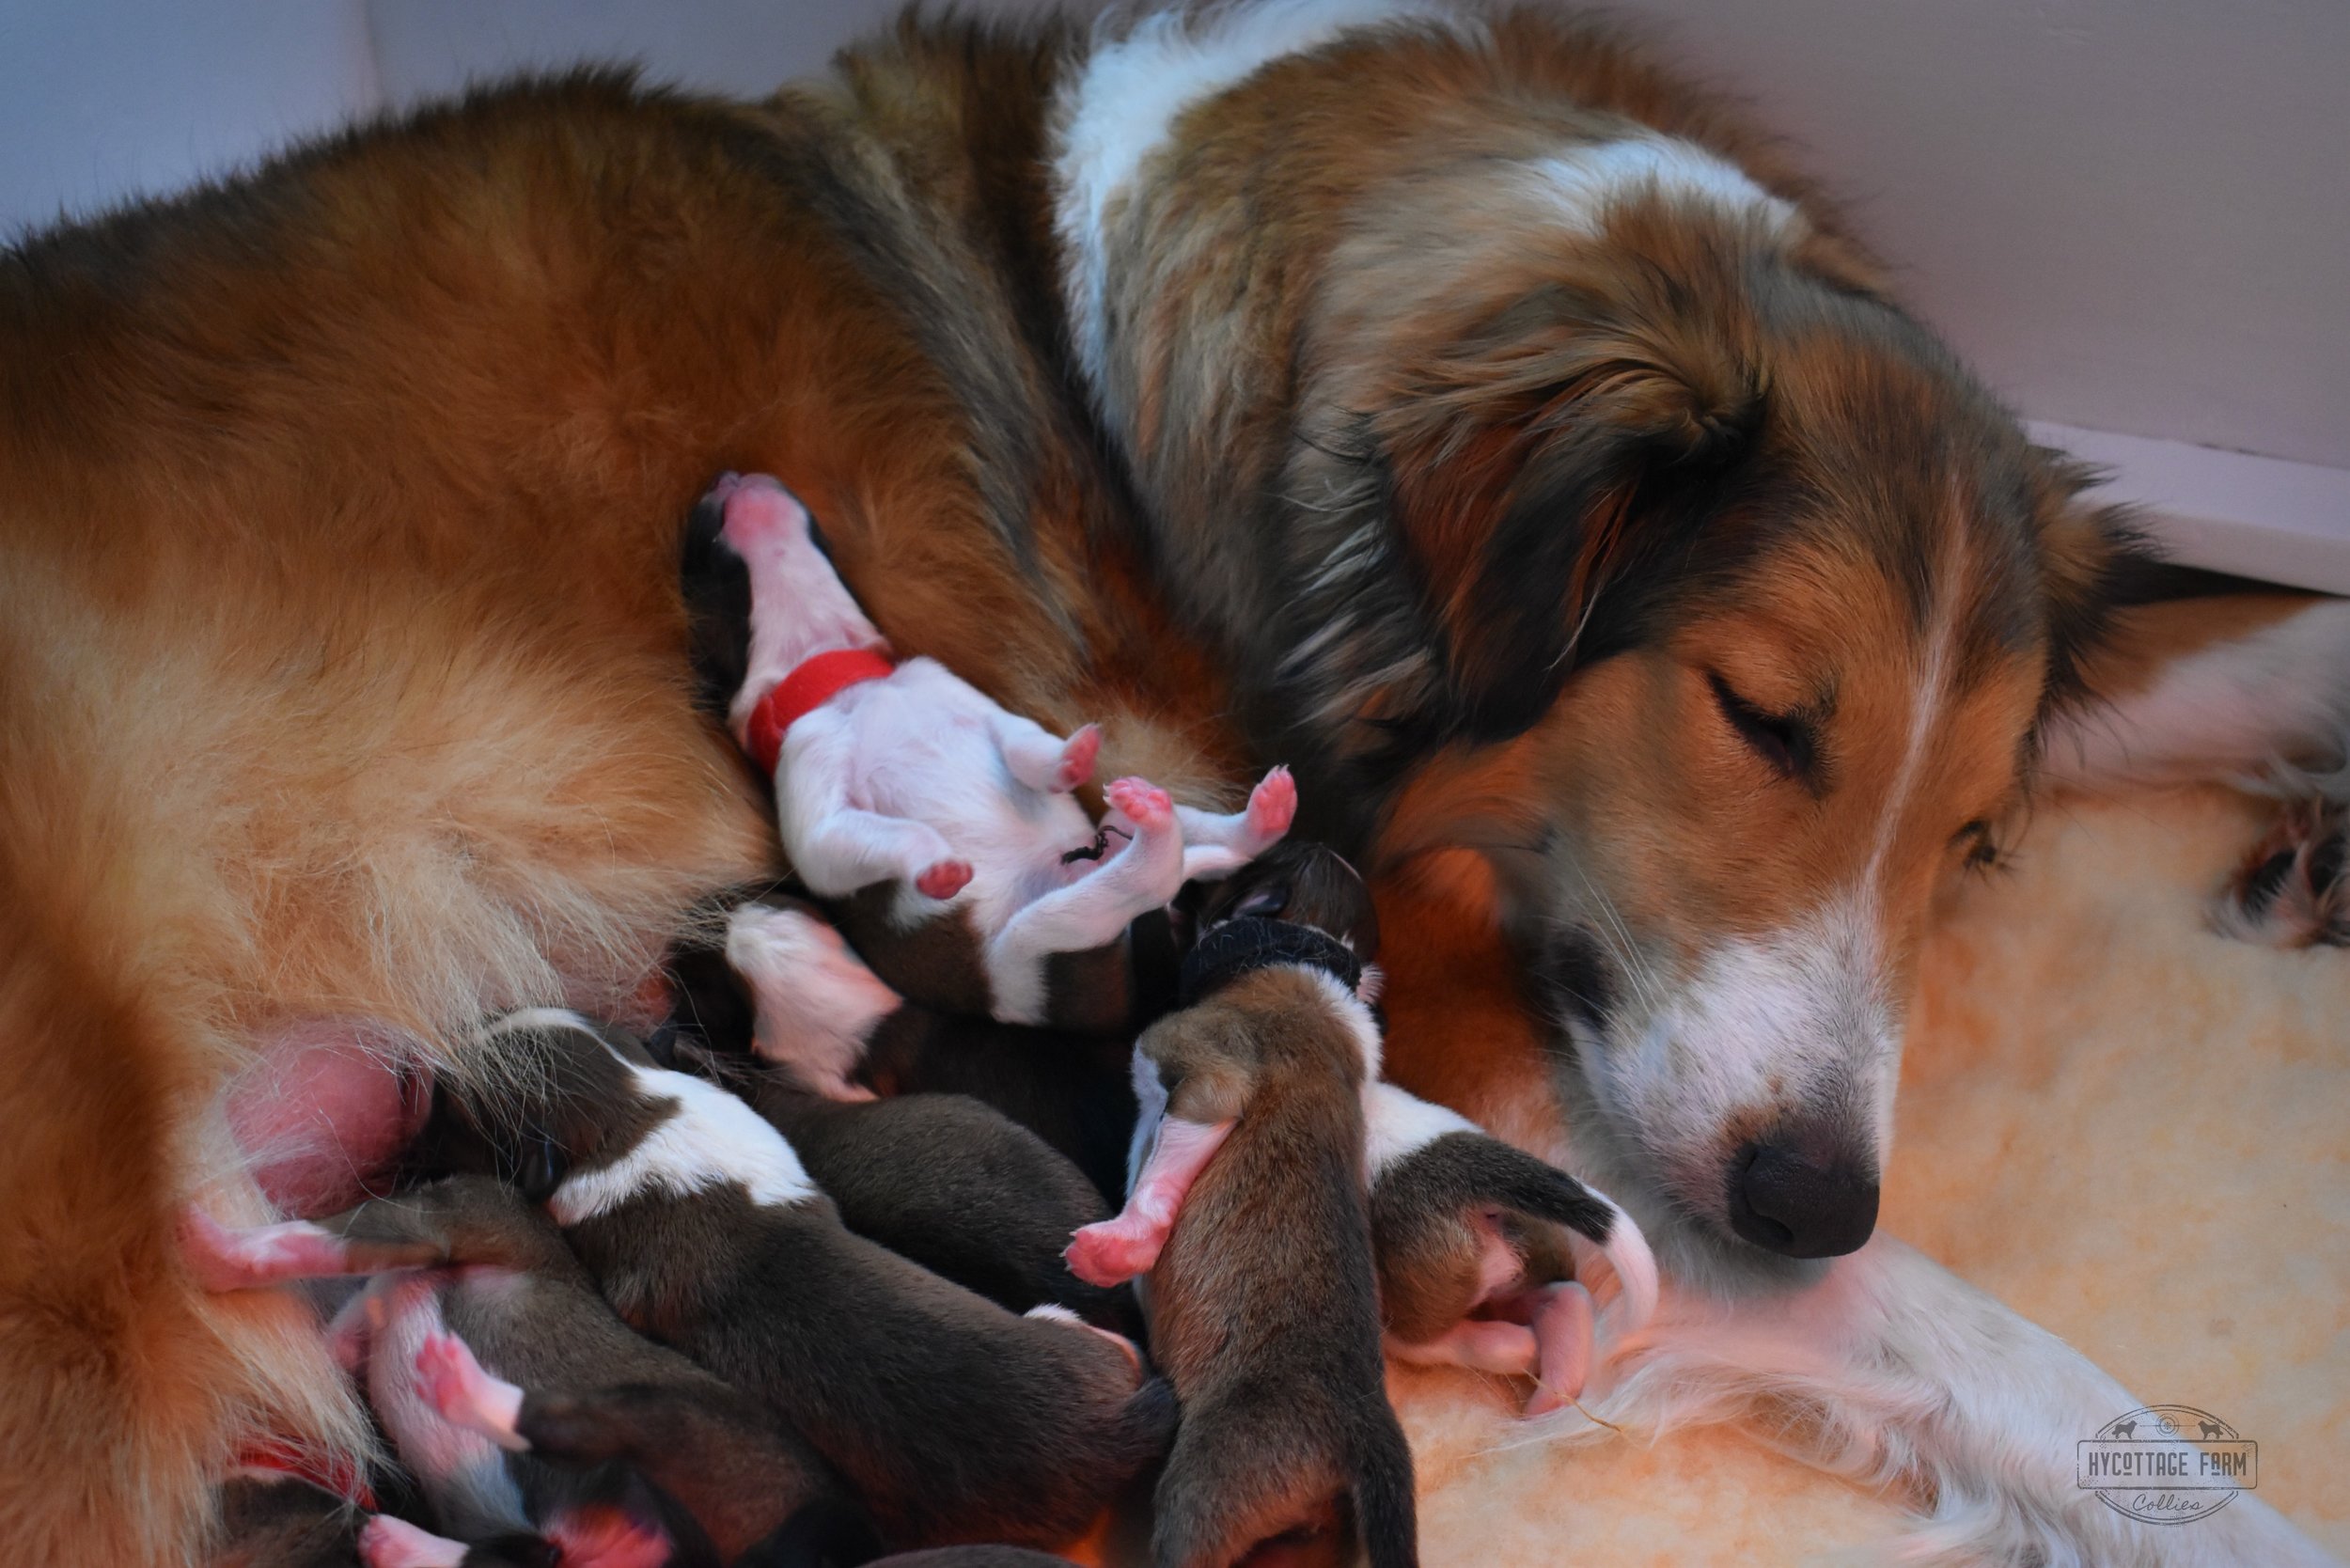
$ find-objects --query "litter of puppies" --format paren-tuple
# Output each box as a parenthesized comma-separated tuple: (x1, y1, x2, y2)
(191, 478, 1653, 1568)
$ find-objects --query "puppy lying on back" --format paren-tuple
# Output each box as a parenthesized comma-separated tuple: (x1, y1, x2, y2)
(183, 1176, 853, 1568)
(1062, 849, 1415, 1568)
(429, 1009, 1173, 1551)
(682, 471, 1292, 1029)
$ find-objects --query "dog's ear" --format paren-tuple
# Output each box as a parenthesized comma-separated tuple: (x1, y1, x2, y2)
(2023, 448, 2160, 718)
(1372, 269, 1764, 739)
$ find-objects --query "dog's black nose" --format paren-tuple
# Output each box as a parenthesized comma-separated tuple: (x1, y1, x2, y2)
(1726, 1133, 1879, 1259)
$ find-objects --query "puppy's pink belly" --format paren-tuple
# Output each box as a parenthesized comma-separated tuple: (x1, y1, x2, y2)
(227, 1023, 430, 1217)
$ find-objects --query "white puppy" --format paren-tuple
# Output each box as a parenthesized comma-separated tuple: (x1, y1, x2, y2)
(699, 472, 1294, 1027)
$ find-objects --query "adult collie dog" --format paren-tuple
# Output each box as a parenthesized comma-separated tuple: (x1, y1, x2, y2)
(2, 4, 2342, 1563)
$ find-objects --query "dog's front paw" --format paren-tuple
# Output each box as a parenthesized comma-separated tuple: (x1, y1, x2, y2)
(1104, 776, 1174, 830)
(1243, 765, 1297, 849)
(2222, 797, 2346, 947)
(915, 858, 974, 902)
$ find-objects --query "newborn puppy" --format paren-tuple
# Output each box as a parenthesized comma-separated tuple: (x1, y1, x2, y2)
(432, 1009, 1173, 1551)
(182, 1177, 847, 1567)
(1363, 1082, 1656, 1416)
(682, 472, 1293, 1029)
(1065, 858, 1415, 1568)
(712, 902, 1139, 1203)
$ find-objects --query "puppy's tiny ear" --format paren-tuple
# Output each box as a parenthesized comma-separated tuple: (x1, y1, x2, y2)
(1379, 273, 1764, 739)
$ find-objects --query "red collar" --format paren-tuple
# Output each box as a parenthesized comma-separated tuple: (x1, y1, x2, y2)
(233, 1436, 376, 1511)
(744, 648, 894, 773)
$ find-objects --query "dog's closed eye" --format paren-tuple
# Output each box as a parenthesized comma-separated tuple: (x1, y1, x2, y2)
(1707, 671, 1816, 781)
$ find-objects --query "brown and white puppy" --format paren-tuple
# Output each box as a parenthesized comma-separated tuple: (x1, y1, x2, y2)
(184, 1177, 845, 1568)
(707, 901, 1143, 1204)
(1068, 887, 1413, 1568)
(431, 1010, 1172, 1552)
(210, 1474, 368, 1568)
(684, 471, 1292, 1032)
(696, 1039, 1138, 1337)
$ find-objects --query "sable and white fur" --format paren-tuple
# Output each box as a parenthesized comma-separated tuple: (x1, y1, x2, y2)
(694, 471, 1294, 1027)
(431, 1010, 1172, 1551)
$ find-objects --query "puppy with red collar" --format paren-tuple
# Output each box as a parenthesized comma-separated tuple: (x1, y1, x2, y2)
(182, 1176, 855, 1568)
(683, 472, 1292, 1030)
(426, 1008, 1172, 1552)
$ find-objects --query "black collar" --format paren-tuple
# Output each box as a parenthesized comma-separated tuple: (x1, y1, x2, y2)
(1178, 916, 1363, 1009)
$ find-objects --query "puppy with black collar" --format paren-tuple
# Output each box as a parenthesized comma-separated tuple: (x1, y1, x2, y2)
(431, 1009, 1173, 1552)
(682, 471, 1292, 1031)
(1063, 853, 1415, 1568)
(182, 1176, 852, 1568)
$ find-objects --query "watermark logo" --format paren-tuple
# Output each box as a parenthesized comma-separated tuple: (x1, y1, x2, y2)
(2078, 1405, 2256, 1525)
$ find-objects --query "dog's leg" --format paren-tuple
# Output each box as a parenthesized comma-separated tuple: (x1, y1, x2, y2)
(982, 777, 1183, 1023)
(1064, 1115, 1236, 1286)
(2041, 595, 2350, 792)
(414, 1331, 527, 1452)
(1585, 1237, 2338, 1566)
(1168, 766, 1297, 881)
(992, 714, 1100, 794)
(778, 726, 970, 901)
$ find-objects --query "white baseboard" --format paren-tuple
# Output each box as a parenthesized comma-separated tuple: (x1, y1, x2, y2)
(2029, 421, 2350, 597)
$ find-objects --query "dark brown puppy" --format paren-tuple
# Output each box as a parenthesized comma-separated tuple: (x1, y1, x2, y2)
(1067, 879, 1412, 1568)
(185, 1178, 847, 1567)
(431, 1010, 1171, 1552)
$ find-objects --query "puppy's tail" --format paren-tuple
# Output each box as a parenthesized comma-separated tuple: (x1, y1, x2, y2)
(1392, 1134, 1658, 1336)
(1150, 1393, 1417, 1568)
(1108, 1373, 1182, 1480)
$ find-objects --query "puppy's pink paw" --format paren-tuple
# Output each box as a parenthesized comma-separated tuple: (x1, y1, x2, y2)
(1054, 725, 1102, 792)
(1104, 777, 1174, 831)
(414, 1331, 525, 1449)
(1064, 1222, 1161, 1288)
(1244, 765, 1297, 846)
(915, 859, 973, 902)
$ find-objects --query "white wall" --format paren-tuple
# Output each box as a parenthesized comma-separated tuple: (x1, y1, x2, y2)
(1, 0, 2342, 588)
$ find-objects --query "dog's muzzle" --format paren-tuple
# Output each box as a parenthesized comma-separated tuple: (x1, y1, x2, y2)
(1724, 1121, 1880, 1259)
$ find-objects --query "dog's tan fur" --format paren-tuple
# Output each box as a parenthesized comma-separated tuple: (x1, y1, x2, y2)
(0, 8, 2256, 1561)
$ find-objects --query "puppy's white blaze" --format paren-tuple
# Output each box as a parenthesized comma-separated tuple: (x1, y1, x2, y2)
(1053, 0, 1451, 411)
(1024, 1303, 1083, 1326)
(548, 1059, 817, 1225)
(2041, 596, 2350, 791)
(1294, 964, 1383, 1078)
(480, 1005, 600, 1040)
(726, 903, 900, 1094)
(1360, 1078, 1479, 1179)
(1520, 136, 1797, 241)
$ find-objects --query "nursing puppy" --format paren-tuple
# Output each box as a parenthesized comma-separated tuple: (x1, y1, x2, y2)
(712, 902, 1141, 1202)
(184, 1178, 845, 1567)
(685, 471, 1293, 1030)
(431, 1009, 1171, 1551)
(1363, 1080, 1657, 1415)
(1067, 868, 1414, 1568)
(211, 1474, 368, 1568)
